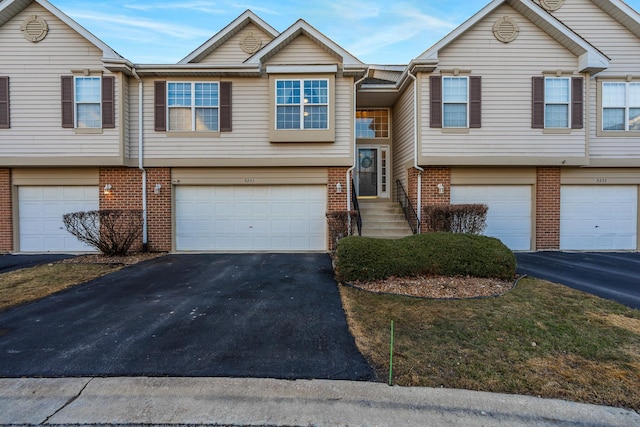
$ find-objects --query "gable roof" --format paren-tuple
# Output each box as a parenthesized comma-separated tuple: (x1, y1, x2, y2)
(0, 0, 123, 60)
(591, 0, 640, 38)
(179, 10, 279, 64)
(417, 0, 610, 74)
(244, 19, 367, 76)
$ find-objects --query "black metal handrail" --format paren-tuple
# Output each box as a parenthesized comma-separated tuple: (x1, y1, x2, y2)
(396, 179, 419, 234)
(351, 178, 362, 236)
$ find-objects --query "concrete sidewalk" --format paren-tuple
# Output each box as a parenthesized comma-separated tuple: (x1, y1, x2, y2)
(1, 377, 638, 426)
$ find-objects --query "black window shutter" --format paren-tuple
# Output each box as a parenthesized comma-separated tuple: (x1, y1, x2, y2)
(102, 76, 115, 128)
(61, 76, 74, 128)
(220, 81, 232, 132)
(0, 77, 9, 129)
(154, 81, 166, 131)
(532, 76, 545, 129)
(571, 77, 584, 129)
(469, 76, 481, 128)
(430, 75, 442, 128)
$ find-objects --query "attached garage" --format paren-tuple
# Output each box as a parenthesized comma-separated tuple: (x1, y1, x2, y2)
(175, 185, 327, 251)
(18, 186, 98, 252)
(450, 185, 532, 250)
(560, 186, 637, 250)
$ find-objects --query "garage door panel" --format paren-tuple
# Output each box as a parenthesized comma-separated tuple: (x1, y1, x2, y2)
(561, 186, 637, 250)
(175, 185, 327, 251)
(19, 186, 98, 252)
(451, 185, 532, 251)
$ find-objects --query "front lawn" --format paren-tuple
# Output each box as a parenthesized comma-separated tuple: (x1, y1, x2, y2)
(340, 277, 640, 411)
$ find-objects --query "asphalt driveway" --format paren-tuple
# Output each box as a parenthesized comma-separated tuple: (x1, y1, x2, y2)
(0, 254, 75, 274)
(0, 253, 374, 380)
(516, 252, 640, 309)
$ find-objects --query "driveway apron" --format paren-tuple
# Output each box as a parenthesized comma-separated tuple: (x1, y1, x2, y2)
(516, 252, 640, 309)
(0, 253, 374, 380)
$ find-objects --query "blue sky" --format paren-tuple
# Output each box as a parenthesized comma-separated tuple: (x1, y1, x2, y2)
(49, 0, 640, 65)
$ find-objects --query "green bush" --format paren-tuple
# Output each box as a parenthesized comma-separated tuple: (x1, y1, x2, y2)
(335, 233, 516, 282)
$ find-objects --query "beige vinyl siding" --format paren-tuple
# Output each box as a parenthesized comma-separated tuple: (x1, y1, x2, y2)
(420, 4, 586, 164)
(552, 0, 640, 162)
(0, 3, 121, 163)
(172, 167, 328, 185)
(12, 168, 99, 185)
(392, 80, 415, 191)
(266, 35, 339, 65)
(132, 76, 354, 167)
(198, 23, 276, 64)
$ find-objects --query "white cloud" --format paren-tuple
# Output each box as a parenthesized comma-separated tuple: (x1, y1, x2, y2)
(123, 1, 226, 14)
(66, 10, 212, 40)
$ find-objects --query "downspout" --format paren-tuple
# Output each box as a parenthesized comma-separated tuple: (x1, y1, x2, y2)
(132, 68, 147, 251)
(348, 68, 370, 210)
(408, 67, 424, 233)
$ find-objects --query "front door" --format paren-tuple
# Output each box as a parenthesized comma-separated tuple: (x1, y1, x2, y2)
(356, 146, 389, 198)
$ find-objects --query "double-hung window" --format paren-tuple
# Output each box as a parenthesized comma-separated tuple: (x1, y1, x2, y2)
(75, 76, 101, 128)
(168, 82, 219, 131)
(544, 77, 570, 128)
(443, 77, 468, 128)
(602, 82, 640, 131)
(276, 79, 328, 130)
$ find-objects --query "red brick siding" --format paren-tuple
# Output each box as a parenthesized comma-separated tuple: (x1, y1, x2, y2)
(99, 167, 144, 252)
(420, 167, 451, 232)
(327, 167, 349, 251)
(535, 167, 561, 250)
(146, 168, 171, 252)
(0, 168, 12, 252)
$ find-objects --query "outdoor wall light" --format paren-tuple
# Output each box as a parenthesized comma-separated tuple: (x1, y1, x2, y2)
(437, 183, 445, 194)
(103, 184, 112, 195)
(336, 182, 342, 193)
(154, 183, 162, 194)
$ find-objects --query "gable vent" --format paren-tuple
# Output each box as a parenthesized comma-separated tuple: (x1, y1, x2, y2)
(540, 0, 564, 11)
(240, 32, 262, 54)
(493, 16, 519, 43)
(20, 15, 48, 43)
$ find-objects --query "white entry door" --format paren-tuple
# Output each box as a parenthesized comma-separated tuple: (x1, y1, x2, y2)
(175, 185, 327, 251)
(451, 185, 532, 250)
(356, 146, 389, 198)
(560, 186, 637, 250)
(18, 186, 98, 252)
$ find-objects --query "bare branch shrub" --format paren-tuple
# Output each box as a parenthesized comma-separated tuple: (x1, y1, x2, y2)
(423, 204, 488, 235)
(63, 209, 144, 256)
(326, 210, 359, 253)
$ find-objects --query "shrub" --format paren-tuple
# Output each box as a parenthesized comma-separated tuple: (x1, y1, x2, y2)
(63, 209, 144, 256)
(335, 232, 515, 282)
(326, 210, 359, 253)
(423, 204, 488, 234)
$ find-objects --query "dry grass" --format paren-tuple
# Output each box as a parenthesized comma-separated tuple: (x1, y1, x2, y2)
(0, 263, 122, 310)
(340, 277, 640, 411)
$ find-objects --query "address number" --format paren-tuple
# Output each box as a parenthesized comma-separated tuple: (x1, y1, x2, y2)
(596, 178, 608, 183)
(244, 178, 255, 184)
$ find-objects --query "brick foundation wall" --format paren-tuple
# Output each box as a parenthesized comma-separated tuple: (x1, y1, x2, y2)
(535, 167, 561, 250)
(146, 168, 172, 252)
(420, 167, 451, 232)
(0, 168, 12, 252)
(99, 167, 144, 252)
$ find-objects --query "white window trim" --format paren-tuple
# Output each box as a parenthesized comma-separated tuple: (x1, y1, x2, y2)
(275, 78, 330, 130)
(167, 81, 220, 132)
(356, 108, 391, 139)
(74, 76, 101, 129)
(602, 81, 639, 132)
(442, 76, 469, 129)
(544, 77, 571, 129)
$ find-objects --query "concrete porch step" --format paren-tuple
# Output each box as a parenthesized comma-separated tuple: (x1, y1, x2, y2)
(357, 199, 414, 239)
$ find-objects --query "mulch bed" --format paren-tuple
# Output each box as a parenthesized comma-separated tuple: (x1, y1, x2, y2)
(347, 275, 514, 299)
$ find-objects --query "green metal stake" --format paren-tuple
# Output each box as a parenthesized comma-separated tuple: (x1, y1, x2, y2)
(388, 319, 394, 386)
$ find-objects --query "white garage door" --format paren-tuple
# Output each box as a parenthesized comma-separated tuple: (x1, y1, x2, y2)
(19, 186, 98, 252)
(561, 186, 637, 250)
(175, 185, 327, 251)
(451, 185, 532, 250)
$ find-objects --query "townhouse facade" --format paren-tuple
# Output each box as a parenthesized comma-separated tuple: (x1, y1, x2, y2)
(0, 0, 639, 253)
